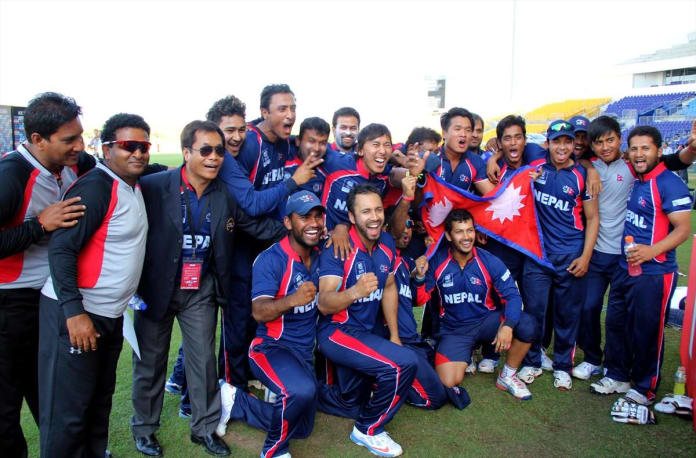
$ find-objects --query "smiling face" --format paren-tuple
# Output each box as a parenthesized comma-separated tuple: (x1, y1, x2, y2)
(103, 127, 150, 184)
(574, 130, 589, 159)
(349, 191, 385, 243)
(32, 117, 84, 170)
(297, 128, 329, 160)
(592, 131, 621, 164)
(334, 115, 359, 150)
(549, 135, 575, 169)
(286, 207, 325, 249)
(445, 218, 475, 256)
(500, 124, 526, 168)
(184, 129, 225, 182)
(444, 115, 472, 155)
(218, 114, 246, 156)
(628, 135, 662, 175)
(358, 134, 392, 175)
(261, 92, 296, 141)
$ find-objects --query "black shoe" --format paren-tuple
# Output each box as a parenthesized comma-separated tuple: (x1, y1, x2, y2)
(190, 433, 231, 456)
(134, 434, 163, 457)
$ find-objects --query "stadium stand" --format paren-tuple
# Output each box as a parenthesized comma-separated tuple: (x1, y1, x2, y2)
(604, 92, 696, 119)
(524, 98, 611, 122)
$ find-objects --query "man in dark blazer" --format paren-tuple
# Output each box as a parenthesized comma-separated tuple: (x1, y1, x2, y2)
(130, 120, 285, 457)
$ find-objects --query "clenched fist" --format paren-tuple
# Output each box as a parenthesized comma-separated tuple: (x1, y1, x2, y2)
(292, 281, 317, 307)
(350, 272, 378, 300)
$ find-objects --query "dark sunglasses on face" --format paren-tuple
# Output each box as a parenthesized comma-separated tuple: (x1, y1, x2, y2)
(103, 140, 151, 154)
(405, 219, 414, 228)
(191, 145, 225, 157)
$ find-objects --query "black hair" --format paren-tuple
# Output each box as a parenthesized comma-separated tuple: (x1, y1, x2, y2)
(357, 123, 392, 151)
(180, 120, 225, 150)
(496, 115, 527, 140)
(347, 183, 382, 215)
(299, 117, 331, 141)
(627, 125, 662, 149)
(101, 113, 150, 143)
(260, 84, 294, 110)
(440, 107, 474, 131)
(588, 116, 622, 143)
(332, 107, 361, 127)
(24, 92, 82, 142)
(206, 95, 246, 124)
(444, 208, 474, 233)
(471, 113, 484, 129)
(406, 127, 442, 147)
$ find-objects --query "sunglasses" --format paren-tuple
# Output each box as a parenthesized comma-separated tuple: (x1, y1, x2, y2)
(103, 140, 151, 154)
(550, 122, 572, 132)
(191, 145, 225, 157)
(405, 219, 414, 228)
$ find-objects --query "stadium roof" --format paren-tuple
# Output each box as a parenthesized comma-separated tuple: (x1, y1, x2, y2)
(622, 32, 696, 64)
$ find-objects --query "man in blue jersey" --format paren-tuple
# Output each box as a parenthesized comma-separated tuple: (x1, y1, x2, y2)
(285, 117, 330, 199)
(216, 190, 325, 458)
(329, 107, 360, 155)
(416, 209, 536, 400)
(384, 209, 472, 410)
(517, 120, 599, 391)
(591, 126, 691, 405)
(316, 184, 417, 457)
(468, 113, 490, 162)
(425, 107, 495, 195)
(568, 116, 592, 161)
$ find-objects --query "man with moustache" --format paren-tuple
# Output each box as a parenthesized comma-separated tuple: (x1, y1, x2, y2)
(131, 121, 285, 457)
(328, 106, 360, 155)
(316, 184, 417, 457)
(285, 116, 331, 199)
(216, 191, 326, 458)
(593, 126, 692, 405)
(0, 92, 88, 457)
(38, 113, 152, 457)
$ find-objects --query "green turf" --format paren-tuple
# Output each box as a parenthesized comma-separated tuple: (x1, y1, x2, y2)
(20, 179, 696, 457)
(150, 153, 183, 167)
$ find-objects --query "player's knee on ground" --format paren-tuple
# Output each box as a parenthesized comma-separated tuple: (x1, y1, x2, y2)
(513, 312, 538, 343)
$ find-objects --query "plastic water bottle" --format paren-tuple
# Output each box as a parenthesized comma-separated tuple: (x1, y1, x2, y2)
(674, 366, 686, 396)
(128, 294, 147, 311)
(624, 235, 642, 277)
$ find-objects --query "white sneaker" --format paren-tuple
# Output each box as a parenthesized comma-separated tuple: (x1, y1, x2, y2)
(216, 380, 237, 437)
(625, 388, 654, 406)
(465, 359, 477, 375)
(553, 370, 572, 391)
(478, 359, 499, 374)
(590, 376, 631, 395)
(572, 362, 602, 380)
(517, 366, 543, 384)
(350, 426, 403, 457)
(496, 373, 532, 400)
(541, 350, 554, 371)
(273, 453, 292, 458)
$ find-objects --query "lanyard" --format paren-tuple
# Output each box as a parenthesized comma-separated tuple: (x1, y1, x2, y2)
(181, 182, 210, 259)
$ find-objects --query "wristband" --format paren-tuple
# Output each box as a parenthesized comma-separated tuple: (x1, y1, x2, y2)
(401, 194, 414, 202)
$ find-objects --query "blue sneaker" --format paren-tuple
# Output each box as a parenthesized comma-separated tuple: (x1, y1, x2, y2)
(165, 378, 183, 395)
(179, 407, 191, 419)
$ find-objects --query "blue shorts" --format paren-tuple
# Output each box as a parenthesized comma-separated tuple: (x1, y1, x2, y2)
(435, 311, 536, 365)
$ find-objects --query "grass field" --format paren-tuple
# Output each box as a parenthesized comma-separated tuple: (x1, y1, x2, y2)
(19, 165, 696, 457)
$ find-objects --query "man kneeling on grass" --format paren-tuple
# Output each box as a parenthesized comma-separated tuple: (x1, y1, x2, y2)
(416, 209, 538, 400)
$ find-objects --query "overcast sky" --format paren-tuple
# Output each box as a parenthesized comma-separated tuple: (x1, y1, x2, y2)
(1, 0, 695, 147)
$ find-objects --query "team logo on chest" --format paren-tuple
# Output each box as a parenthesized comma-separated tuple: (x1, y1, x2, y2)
(294, 273, 304, 289)
(616, 174, 623, 182)
(459, 174, 470, 183)
(535, 170, 548, 184)
(262, 149, 271, 167)
(341, 179, 356, 193)
(638, 196, 647, 208)
(442, 273, 454, 288)
(380, 264, 389, 273)
(469, 276, 482, 286)
(356, 261, 367, 278)
(562, 185, 575, 197)
(313, 182, 322, 193)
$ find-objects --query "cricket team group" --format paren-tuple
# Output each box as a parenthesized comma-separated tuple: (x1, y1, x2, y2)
(0, 85, 694, 458)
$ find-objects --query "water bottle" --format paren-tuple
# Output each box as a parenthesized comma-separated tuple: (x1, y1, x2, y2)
(128, 294, 147, 311)
(624, 235, 642, 277)
(674, 366, 686, 396)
